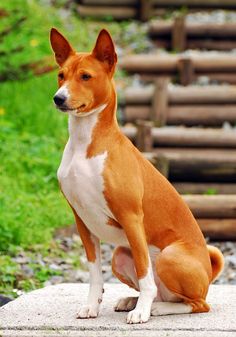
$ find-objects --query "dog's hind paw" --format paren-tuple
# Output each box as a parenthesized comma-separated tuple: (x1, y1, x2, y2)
(114, 296, 138, 312)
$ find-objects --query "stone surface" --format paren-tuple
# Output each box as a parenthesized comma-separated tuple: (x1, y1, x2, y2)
(0, 284, 235, 337)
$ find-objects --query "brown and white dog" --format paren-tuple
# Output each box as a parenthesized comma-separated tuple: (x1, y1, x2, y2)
(50, 28, 224, 324)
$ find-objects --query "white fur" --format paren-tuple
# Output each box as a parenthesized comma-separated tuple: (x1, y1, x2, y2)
(151, 302, 192, 316)
(77, 236, 104, 318)
(55, 84, 69, 99)
(57, 105, 128, 246)
(127, 259, 157, 324)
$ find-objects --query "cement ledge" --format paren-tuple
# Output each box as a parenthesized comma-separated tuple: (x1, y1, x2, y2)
(0, 284, 235, 337)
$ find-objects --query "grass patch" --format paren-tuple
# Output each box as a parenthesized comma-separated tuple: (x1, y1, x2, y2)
(0, 72, 73, 251)
(0, 239, 83, 298)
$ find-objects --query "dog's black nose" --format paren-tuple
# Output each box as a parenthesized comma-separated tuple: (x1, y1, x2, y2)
(53, 95, 66, 106)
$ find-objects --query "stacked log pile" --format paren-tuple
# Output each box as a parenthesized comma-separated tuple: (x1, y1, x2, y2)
(149, 17, 236, 51)
(76, 0, 236, 21)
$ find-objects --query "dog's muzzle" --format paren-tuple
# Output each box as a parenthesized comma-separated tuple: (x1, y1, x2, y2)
(53, 94, 66, 106)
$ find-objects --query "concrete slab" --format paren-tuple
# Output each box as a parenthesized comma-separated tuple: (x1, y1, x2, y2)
(0, 284, 235, 337)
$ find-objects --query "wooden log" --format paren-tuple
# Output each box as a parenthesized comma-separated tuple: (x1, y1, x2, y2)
(148, 148, 236, 181)
(121, 126, 236, 148)
(172, 183, 236, 195)
(168, 85, 236, 104)
(188, 23, 236, 37)
(182, 195, 236, 218)
(124, 85, 153, 105)
(124, 105, 236, 126)
(143, 149, 236, 181)
(119, 54, 178, 74)
(172, 16, 186, 51)
(178, 57, 194, 86)
(80, 0, 236, 9)
(80, 0, 137, 5)
(136, 120, 153, 151)
(168, 105, 236, 126)
(152, 0, 236, 8)
(124, 106, 150, 123)
(124, 85, 236, 105)
(138, 73, 236, 85)
(192, 54, 236, 72)
(151, 78, 169, 126)
(197, 219, 236, 240)
(77, 5, 136, 19)
(154, 148, 236, 165)
(143, 151, 236, 181)
(120, 54, 236, 74)
(139, 0, 151, 21)
(149, 21, 236, 38)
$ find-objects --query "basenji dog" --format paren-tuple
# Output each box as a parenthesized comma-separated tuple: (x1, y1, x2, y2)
(50, 28, 224, 324)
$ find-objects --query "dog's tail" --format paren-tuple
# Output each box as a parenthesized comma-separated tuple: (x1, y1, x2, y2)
(207, 245, 224, 282)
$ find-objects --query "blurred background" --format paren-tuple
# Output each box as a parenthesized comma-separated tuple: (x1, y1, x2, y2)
(0, 0, 236, 305)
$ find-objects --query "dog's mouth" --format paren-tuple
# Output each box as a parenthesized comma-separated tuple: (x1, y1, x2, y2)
(56, 104, 86, 113)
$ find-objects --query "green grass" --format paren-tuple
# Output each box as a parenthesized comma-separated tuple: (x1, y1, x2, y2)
(0, 72, 74, 251)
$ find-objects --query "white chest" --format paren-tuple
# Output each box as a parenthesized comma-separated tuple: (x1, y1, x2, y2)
(57, 112, 128, 246)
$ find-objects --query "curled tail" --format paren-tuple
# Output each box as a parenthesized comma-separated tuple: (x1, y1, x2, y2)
(207, 245, 224, 282)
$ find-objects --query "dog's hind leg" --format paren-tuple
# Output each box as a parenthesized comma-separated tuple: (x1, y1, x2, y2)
(112, 246, 139, 312)
(154, 243, 211, 315)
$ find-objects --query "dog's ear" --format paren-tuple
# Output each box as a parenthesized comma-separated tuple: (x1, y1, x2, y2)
(50, 28, 74, 66)
(92, 29, 117, 73)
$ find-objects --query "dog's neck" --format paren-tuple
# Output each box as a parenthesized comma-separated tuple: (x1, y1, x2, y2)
(68, 89, 118, 155)
(68, 104, 107, 153)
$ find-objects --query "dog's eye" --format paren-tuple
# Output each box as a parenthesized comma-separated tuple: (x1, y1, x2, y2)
(58, 73, 64, 80)
(81, 73, 91, 81)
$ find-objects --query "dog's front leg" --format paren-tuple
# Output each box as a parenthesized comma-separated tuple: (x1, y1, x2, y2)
(122, 213, 157, 324)
(72, 210, 103, 318)
(77, 235, 103, 319)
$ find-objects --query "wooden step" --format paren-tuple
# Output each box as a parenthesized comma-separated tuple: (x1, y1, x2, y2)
(182, 194, 236, 218)
(123, 85, 236, 105)
(121, 126, 236, 148)
(173, 182, 236, 195)
(199, 219, 236, 240)
(143, 148, 236, 181)
(120, 53, 236, 84)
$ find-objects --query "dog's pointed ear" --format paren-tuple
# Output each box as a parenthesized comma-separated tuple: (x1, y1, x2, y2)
(50, 28, 74, 66)
(92, 29, 117, 73)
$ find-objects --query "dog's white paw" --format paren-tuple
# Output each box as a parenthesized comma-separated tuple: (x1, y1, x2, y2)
(126, 308, 150, 324)
(77, 304, 99, 319)
(114, 297, 138, 312)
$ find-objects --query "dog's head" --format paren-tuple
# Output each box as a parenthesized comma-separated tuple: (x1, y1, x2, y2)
(50, 28, 117, 117)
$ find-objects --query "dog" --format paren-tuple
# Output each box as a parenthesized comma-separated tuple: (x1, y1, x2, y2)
(50, 28, 224, 324)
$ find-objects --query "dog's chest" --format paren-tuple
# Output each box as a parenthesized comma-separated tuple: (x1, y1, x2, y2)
(58, 148, 107, 210)
(57, 120, 128, 246)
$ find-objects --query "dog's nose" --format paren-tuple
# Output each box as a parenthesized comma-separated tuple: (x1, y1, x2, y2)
(53, 94, 66, 106)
